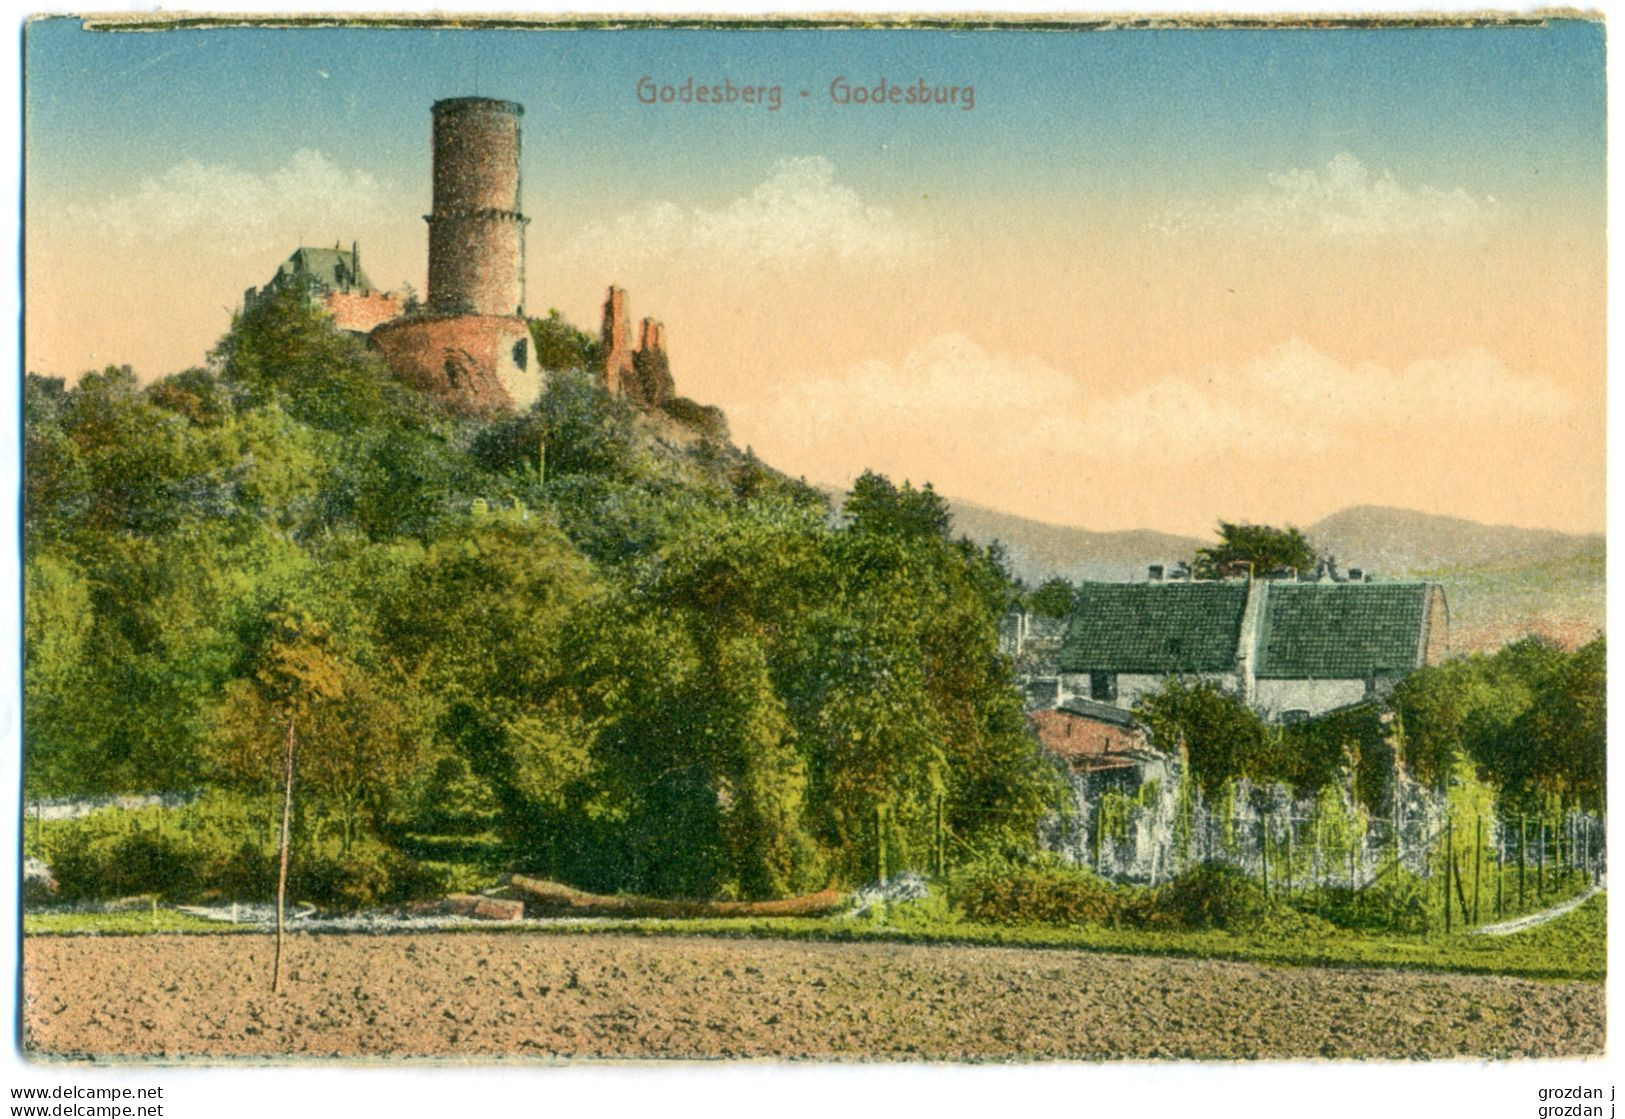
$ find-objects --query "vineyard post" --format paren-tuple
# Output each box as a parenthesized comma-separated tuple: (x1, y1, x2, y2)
(1443, 817, 1452, 935)
(1495, 828, 1504, 918)
(1598, 812, 1606, 886)
(1259, 814, 1269, 898)
(1562, 812, 1569, 884)
(1518, 817, 1526, 907)
(875, 803, 887, 886)
(1284, 817, 1293, 900)
(934, 792, 944, 878)
(1571, 813, 1578, 879)
(273, 713, 296, 994)
(1538, 820, 1545, 897)
(1312, 815, 1321, 897)
(1571, 813, 1579, 883)
(1472, 815, 1482, 927)
(1392, 794, 1401, 873)
(1556, 813, 1564, 882)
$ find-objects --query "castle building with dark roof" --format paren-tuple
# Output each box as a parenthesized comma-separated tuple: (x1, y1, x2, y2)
(245, 242, 406, 336)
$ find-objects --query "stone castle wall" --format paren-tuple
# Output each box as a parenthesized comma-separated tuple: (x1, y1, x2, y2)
(600, 287, 675, 406)
(371, 313, 537, 416)
(325, 290, 404, 334)
(601, 286, 637, 395)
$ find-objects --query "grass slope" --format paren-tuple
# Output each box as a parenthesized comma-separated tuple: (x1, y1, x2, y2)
(26, 893, 1604, 983)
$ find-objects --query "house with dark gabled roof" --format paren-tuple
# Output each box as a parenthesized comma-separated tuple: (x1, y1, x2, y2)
(1055, 576, 1448, 724)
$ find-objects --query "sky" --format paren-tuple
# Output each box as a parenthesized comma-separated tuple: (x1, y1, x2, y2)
(23, 16, 1607, 537)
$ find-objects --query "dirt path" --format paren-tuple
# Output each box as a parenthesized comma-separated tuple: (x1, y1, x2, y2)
(22, 933, 1603, 1062)
(1473, 883, 1604, 936)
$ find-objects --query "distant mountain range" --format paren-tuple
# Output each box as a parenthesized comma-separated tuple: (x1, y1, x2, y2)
(942, 498, 1602, 586)
(942, 499, 1205, 584)
(939, 497, 1603, 652)
(1305, 505, 1604, 576)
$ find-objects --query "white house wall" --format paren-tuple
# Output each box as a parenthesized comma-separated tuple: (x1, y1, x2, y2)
(1253, 678, 1367, 720)
(1058, 672, 1233, 711)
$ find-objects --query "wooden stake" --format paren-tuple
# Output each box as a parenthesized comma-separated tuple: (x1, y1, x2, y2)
(1453, 852, 1471, 927)
(1259, 815, 1269, 898)
(1284, 818, 1293, 900)
(1444, 817, 1452, 934)
(875, 803, 887, 887)
(272, 714, 296, 993)
(1538, 820, 1546, 897)
(1312, 815, 1321, 895)
(1518, 817, 1526, 908)
(1472, 815, 1482, 927)
(939, 792, 948, 878)
(1496, 842, 1503, 918)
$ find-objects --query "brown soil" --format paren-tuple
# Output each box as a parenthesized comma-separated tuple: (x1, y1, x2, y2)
(22, 933, 1603, 1062)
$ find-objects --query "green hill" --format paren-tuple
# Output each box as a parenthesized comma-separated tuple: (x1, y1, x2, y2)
(21, 288, 1065, 907)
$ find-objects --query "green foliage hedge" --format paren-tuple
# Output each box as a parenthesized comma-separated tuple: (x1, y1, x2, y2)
(951, 858, 1138, 927)
(36, 794, 440, 910)
(951, 859, 1349, 936)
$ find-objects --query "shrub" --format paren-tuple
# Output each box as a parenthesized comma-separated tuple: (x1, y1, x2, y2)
(291, 834, 403, 910)
(36, 791, 432, 910)
(950, 857, 1135, 927)
(49, 823, 204, 903)
(661, 396, 728, 441)
(1147, 862, 1283, 931)
(1312, 873, 1433, 934)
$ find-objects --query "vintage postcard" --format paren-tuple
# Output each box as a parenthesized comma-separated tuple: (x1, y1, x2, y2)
(10, 4, 1609, 1106)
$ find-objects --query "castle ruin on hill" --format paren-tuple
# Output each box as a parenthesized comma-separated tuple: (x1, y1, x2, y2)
(249, 96, 678, 416)
(600, 286, 674, 407)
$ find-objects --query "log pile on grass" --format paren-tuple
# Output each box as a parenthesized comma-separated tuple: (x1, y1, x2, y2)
(504, 875, 847, 918)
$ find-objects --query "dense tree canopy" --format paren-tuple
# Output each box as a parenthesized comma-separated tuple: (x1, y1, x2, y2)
(1192, 521, 1319, 579)
(23, 294, 1068, 899)
(1025, 577, 1076, 619)
(1393, 635, 1604, 811)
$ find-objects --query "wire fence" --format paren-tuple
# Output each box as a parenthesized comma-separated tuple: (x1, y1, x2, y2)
(1037, 770, 1604, 929)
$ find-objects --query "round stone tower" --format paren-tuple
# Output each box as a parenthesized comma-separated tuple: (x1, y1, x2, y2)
(425, 97, 528, 317)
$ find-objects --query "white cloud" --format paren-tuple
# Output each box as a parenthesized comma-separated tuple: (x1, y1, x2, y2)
(1157, 152, 1498, 238)
(558, 156, 925, 273)
(736, 335, 1572, 471)
(1091, 340, 1569, 453)
(61, 149, 398, 256)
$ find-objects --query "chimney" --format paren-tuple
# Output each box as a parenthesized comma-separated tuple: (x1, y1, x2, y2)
(1148, 565, 1164, 582)
(1235, 577, 1267, 707)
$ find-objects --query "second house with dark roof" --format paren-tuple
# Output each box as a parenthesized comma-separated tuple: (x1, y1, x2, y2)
(1056, 576, 1449, 724)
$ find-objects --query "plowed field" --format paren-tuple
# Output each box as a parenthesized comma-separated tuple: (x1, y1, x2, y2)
(22, 933, 1604, 1061)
